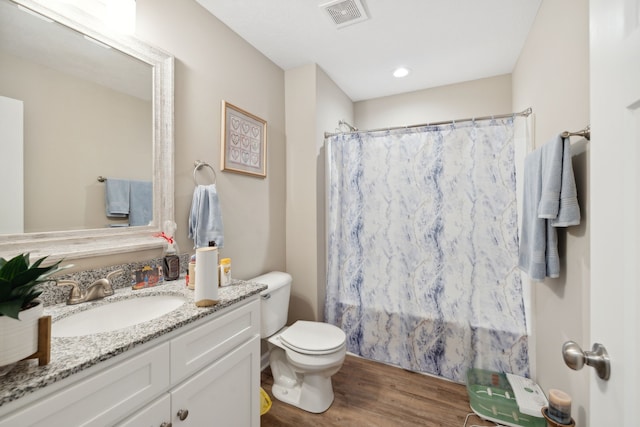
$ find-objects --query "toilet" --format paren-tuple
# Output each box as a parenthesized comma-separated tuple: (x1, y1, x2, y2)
(252, 271, 346, 414)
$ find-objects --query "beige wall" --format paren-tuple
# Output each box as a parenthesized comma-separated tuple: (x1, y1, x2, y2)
(131, 0, 286, 280)
(512, 0, 590, 425)
(354, 74, 512, 129)
(315, 67, 354, 320)
(0, 51, 151, 232)
(285, 64, 353, 322)
(285, 64, 318, 322)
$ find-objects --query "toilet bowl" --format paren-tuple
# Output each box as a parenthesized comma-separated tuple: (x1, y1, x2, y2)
(252, 271, 346, 413)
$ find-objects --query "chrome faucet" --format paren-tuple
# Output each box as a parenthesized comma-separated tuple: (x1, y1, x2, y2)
(57, 269, 123, 305)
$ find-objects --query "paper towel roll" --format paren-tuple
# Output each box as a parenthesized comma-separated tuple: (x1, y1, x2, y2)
(195, 246, 218, 307)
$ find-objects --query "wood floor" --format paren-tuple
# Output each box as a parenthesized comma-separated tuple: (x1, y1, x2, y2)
(260, 355, 487, 427)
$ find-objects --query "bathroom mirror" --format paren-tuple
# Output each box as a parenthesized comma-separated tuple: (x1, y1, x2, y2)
(0, 0, 174, 261)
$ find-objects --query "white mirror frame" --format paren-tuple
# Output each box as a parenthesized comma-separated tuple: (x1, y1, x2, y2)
(0, 0, 174, 262)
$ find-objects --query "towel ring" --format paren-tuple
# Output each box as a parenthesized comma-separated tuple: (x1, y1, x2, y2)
(193, 160, 216, 185)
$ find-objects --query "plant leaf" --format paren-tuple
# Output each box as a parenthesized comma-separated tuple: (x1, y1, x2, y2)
(0, 300, 23, 320)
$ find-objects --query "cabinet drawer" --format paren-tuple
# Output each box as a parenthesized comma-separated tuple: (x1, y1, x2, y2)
(0, 342, 170, 427)
(171, 298, 259, 385)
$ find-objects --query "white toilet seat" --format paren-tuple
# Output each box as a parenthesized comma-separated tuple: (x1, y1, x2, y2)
(278, 321, 346, 355)
(284, 341, 346, 371)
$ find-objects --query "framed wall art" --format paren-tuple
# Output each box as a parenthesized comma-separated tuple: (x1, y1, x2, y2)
(220, 100, 267, 178)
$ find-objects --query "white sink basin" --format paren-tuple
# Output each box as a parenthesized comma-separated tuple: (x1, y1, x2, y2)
(52, 295, 187, 337)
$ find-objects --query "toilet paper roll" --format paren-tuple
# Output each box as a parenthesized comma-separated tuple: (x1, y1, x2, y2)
(195, 247, 218, 307)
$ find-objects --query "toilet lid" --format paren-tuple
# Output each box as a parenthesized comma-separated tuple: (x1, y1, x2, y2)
(279, 321, 346, 355)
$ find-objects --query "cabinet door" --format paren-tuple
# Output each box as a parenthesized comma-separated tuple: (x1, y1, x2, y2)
(115, 394, 171, 427)
(170, 335, 260, 427)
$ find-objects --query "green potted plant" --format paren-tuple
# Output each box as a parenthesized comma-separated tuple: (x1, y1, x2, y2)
(0, 253, 68, 367)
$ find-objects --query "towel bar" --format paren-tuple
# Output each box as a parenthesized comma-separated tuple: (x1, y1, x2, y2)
(561, 125, 590, 141)
(193, 160, 216, 185)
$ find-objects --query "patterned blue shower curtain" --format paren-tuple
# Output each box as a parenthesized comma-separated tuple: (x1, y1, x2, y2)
(325, 119, 529, 383)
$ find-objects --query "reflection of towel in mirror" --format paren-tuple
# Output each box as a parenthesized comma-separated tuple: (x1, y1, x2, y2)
(129, 180, 153, 226)
(105, 178, 129, 218)
(519, 135, 581, 281)
(189, 184, 224, 249)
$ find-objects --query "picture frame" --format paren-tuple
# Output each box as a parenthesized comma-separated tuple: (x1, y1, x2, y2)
(220, 100, 267, 178)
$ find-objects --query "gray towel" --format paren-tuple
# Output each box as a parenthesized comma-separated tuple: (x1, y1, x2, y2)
(552, 138, 581, 227)
(188, 184, 224, 248)
(129, 180, 153, 226)
(537, 137, 564, 219)
(105, 178, 129, 218)
(518, 135, 580, 281)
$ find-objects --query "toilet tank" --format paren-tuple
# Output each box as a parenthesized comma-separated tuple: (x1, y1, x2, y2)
(249, 271, 292, 338)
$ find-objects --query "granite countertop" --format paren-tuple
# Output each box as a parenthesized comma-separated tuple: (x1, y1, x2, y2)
(0, 279, 267, 408)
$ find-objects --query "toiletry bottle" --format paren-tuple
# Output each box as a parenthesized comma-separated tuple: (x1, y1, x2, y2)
(220, 258, 231, 286)
(163, 253, 180, 281)
(188, 254, 196, 290)
(161, 221, 180, 280)
(208, 241, 220, 286)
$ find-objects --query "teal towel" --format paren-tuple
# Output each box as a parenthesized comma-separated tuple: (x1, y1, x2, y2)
(188, 184, 224, 248)
(519, 135, 580, 281)
(552, 138, 581, 227)
(105, 178, 129, 218)
(129, 180, 153, 226)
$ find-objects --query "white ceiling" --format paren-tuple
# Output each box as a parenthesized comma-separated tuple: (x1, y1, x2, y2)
(195, 0, 542, 102)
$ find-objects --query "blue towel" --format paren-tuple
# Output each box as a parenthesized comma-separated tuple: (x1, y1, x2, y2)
(537, 137, 564, 219)
(105, 178, 129, 218)
(188, 184, 224, 248)
(128, 180, 153, 226)
(518, 135, 580, 281)
(552, 138, 581, 227)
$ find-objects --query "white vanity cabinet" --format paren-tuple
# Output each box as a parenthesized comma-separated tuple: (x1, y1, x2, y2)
(0, 297, 261, 427)
(120, 297, 261, 427)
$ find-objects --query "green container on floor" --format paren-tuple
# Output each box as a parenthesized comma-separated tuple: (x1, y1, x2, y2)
(466, 368, 546, 427)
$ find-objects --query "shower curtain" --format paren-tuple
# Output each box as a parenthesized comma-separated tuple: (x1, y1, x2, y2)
(325, 118, 529, 383)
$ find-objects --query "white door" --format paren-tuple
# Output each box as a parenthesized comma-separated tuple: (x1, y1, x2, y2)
(590, 0, 640, 425)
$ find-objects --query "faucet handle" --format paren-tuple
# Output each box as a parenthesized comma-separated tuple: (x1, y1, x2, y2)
(57, 280, 84, 305)
(106, 269, 123, 282)
(103, 269, 123, 296)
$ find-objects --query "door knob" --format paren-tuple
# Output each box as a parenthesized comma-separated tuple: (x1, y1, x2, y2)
(177, 409, 189, 421)
(562, 341, 610, 380)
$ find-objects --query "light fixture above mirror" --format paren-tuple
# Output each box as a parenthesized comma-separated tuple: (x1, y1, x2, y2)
(0, 0, 174, 262)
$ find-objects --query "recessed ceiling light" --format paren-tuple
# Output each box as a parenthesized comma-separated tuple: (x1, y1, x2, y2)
(393, 67, 410, 78)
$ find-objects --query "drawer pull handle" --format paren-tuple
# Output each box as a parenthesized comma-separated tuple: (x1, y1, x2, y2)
(177, 409, 189, 421)
(160, 423, 173, 427)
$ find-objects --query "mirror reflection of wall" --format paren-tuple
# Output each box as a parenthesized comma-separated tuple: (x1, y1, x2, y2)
(0, 0, 152, 233)
(0, 95, 24, 234)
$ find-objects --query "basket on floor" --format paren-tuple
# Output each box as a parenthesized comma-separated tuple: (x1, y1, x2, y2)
(260, 387, 272, 415)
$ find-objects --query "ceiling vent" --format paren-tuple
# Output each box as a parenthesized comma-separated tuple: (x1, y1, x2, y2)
(319, 0, 369, 29)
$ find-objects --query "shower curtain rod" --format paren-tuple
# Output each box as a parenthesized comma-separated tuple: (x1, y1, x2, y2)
(324, 107, 533, 138)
